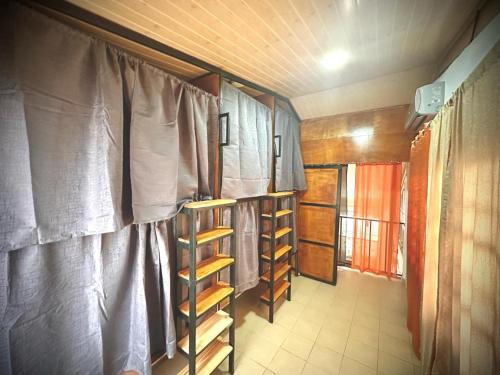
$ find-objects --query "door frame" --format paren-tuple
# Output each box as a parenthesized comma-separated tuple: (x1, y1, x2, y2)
(298, 163, 344, 285)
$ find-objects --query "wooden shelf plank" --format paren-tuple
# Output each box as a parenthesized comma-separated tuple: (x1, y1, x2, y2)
(261, 227, 292, 240)
(179, 282, 234, 318)
(260, 279, 290, 303)
(177, 311, 233, 356)
(177, 338, 232, 375)
(178, 227, 233, 246)
(178, 255, 234, 282)
(183, 199, 236, 211)
(265, 191, 294, 198)
(260, 262, 291, 283)
(261, 244, 293, 262)
(261, 209, 293, 219)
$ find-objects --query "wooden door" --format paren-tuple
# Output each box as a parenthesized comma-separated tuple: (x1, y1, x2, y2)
(298, 165, 342, 284)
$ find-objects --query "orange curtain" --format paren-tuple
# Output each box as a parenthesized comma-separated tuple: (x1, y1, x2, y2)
(407, 128, 431, 358)
(351, 163, 402, 277)
(406, 127, 431, 359)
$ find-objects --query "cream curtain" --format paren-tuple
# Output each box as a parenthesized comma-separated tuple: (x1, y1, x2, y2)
(421, 41, 500, 374)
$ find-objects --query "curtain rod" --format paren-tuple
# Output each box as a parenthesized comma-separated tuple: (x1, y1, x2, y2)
(21, 0, 301, 122)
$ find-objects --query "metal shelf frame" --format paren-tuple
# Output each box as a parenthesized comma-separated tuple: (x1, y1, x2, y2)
(175, 200, 237, 375)
(258, 192, 294, 323)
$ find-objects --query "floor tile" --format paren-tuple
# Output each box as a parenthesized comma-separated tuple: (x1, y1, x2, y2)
(276, 300, 305, 319)
(379, 320, 411, 342)
(240, 336, 280, 367)
(349, 323, 379, 349)
(327, 306, 354, 322)
(380, 307, 407, 326)
(339, 357, 377, 375)
(378, 351, 414, 375)
(153, 269, 414, 375)
(352, 312, 380, 332)
(307, 343, 343, 374)
(301, 306, 328, 325)
(322, 316, 351, 336)
(274, 310, 298, 330)
(355, 305, 380, 320)
(282, 332, 314, 360)
(234, 358, 266, 375)
(239, 311, 272, 332)
(308, 295, 334, 311)
(344, 337, 378, 369)
(293, 290, 313, 305)
(316, 327, 349, 354)
(292, 319, 322, 341)
(268, 348, 305, 375)
(235, 326, 254, 350)
(254, 322, 290, 346)
(379, 334, 412, 363)
(302, 362, 332, 375)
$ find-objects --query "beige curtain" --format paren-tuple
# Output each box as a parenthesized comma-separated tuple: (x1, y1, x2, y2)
(421, 41, 500, 374)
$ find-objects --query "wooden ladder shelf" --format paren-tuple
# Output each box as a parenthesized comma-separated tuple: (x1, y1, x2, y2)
(175, 199, 237, 375)
(258, 191, 295, 323)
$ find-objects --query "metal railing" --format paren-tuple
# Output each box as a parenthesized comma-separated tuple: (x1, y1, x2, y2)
(338, 215, 404, 277)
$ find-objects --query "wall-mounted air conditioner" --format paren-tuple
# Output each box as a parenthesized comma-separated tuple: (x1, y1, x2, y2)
(405, 81, 445, 131)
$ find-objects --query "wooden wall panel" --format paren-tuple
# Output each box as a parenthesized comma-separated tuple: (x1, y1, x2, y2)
(255, 94, 275, 110)
(190, 73, 220, 97)
(298, 242, 334, 283)
(299, 205, 336, 245)
(301, 133, 413, 164)
(300, 169, 338, 205)
(300, 105, 413, 163)
(301, 105, 409, 141)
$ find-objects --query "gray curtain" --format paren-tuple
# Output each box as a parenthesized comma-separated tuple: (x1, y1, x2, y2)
(128, 64, 217, 223)
(0, 223, 175, 375)
(274, 106, 306, 255)
(0, 4, 216, 375)
(219, 82, 272, 294)
(275, 105, 306, 192)
(221, 201, 260, 293)
(219, 81, 272, 199)
(0, 4, 129, 251)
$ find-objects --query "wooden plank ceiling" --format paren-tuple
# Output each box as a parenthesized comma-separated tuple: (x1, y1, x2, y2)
(68, 0, 480, 114)
(35, 3, 206, 80)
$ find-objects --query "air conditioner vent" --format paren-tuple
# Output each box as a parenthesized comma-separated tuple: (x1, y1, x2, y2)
(405, 81, 445, 131)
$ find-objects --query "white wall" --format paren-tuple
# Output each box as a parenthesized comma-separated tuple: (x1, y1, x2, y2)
(291, 65, 434, 120)
(438, 13, 500, 102)
(292, 12, 500, 121)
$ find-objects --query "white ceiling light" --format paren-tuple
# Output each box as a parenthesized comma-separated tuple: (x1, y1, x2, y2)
(321, 50, 349, 70)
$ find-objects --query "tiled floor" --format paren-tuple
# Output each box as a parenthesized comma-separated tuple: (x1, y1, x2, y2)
(154, 267, 421, 375)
